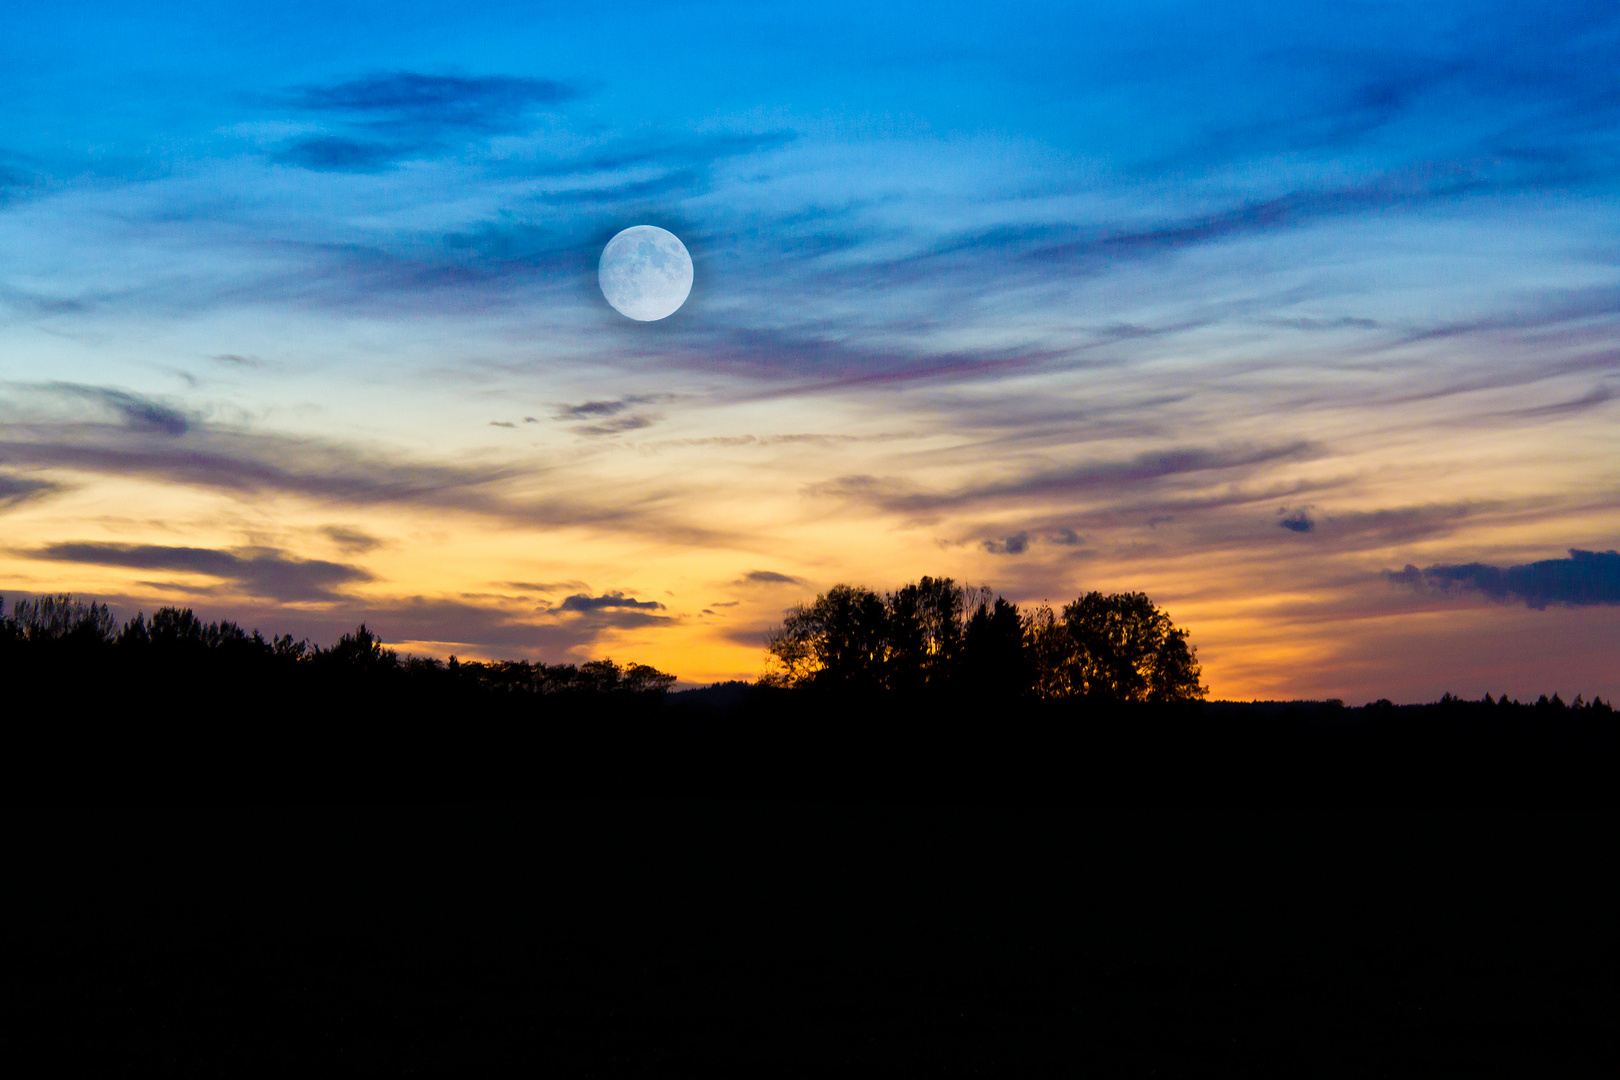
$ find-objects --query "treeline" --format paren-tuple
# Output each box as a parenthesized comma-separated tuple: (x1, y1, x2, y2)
(766, 577, 1207, 700)
(0, 594, 676, 697)
(1, 594, 1616, 808)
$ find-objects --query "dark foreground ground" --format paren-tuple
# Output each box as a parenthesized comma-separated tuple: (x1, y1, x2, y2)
(2, 688, 1614, 1074)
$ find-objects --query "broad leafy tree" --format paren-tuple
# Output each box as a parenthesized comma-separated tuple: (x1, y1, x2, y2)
(763, 579, 1205, 701)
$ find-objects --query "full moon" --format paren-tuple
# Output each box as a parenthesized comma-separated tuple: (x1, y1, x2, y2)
(598, 225, 693, 321)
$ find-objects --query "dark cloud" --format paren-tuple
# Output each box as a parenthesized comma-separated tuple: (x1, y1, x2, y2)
(0, 387, 729, 545)
(951, 168, 1489, 269)
(290, 72, 580, 128)
(489, 420, 515, 428)
(34, 542, 371, 602)
(1048, 528, 1081, 545)
(275, 71, 584, 171)
(1383, 286, 1620, 352)
(502, 580, 582, 594)
(270, 81, 787, 186)
(554, 394, 675, 420)
(555, 592, 666, 614)
(1279, 508, 1315, 533)
(0, 472, 62, 510)
(41, 383, 190, 436)
(320, 525, 380, 554)
(813, 442, 1324, 515)
(1310, 503, 1482, 545)
(0, 149, 43, 204)
(274, 136, 405, 173)
(0, 162, 39, 202)
(1388, 549, 1620, 609)
(983, 531, 1030, 555)
(738, 570, 802, 586)
(832, 141, 1615, 305)
(680, 326, 1070, 386)
(1502, 383, 1617, 421)
(1267, 316, 1381, 332)
(1144, 59, 1470, 173)
(327, 596, 666, 657)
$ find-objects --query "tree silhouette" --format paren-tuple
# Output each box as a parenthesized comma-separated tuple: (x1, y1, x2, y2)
(10, 595, 117, 645)
(884, 576, 965, 691)
(961, 596, 1031, 697)
(764, 579, 1206, 702)
(322, 623, 398, 671)
(765, 584, 891, 689)
(1061, 591, 1207, 702)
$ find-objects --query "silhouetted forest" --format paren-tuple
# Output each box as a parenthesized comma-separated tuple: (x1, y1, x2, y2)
(3, 589, 1615, 807)
(4, 599, 1614, 1074)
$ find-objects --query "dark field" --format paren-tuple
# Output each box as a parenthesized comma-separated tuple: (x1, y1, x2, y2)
(2, 652, 1615, 1074)
(4, 799, 1612, 1076)
(2, 698, 1614, 1075)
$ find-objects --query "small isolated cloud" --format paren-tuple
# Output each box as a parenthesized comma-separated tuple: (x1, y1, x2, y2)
(274, 136, 403, 172)
(489, 420, 515, 428)
(34, 542, 372, 602)
(321, 525, 380, 554)
(812, 441, 1324, 515)
(738, 570, 802, 586)
(555, 591, 666, 613)
(502, 580, 583, 594)
(211, 354, 266, 367)
(546, 590, 674, 631)
(1387, 548, 1620, 609)
(983, 531, 1031, 555)
(554, 394, 676, 421)
(0, 472, 62, 510)
(1048, 527, 1081, 545)
(574, 415, 654, 436)
(1279, 507, 1315, 533)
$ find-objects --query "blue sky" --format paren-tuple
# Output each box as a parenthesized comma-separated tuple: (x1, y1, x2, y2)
(2, 1, 1617, 698)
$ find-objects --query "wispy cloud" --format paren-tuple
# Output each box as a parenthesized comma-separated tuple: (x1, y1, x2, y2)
(0, 423, 721, 545)
(320, 525, 381, 554)
(319, 595, 667, 657)
(813, 442, 1325, 515)
(35, 383, 191, 436)
(573, 415, 655, 436)
(33, 542, 372, 602)
(737, 570, 802, 586)
(273, 71, 584, 171)
(0, 472, 61, 510)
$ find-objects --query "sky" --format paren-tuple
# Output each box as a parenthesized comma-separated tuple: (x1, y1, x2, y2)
(2, 0, 1617, 701)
